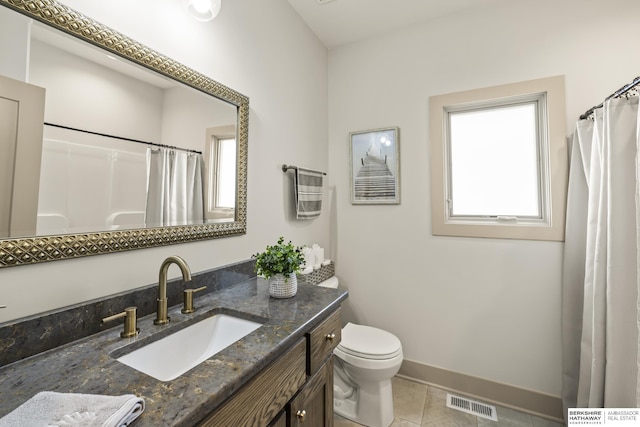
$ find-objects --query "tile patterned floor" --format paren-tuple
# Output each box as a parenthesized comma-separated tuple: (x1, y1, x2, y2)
(334, 377, 566, 427)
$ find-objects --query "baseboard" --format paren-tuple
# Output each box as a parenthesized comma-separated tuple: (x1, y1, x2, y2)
(398, 359, 564, 423)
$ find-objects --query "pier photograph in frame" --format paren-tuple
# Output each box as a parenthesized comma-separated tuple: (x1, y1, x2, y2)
(349, 127, 400, 205)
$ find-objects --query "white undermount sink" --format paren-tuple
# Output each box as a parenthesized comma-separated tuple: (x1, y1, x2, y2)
(116, 313, 263, 381)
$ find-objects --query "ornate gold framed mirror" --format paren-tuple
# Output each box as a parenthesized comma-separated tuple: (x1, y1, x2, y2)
(0, 0, 249, 267)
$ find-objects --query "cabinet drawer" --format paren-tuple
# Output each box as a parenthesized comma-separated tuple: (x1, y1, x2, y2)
(198, 339, 306, 426)
(307, 308, 341, 375)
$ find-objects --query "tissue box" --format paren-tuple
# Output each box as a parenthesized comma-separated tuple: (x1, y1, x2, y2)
(297, 261, 335, 286)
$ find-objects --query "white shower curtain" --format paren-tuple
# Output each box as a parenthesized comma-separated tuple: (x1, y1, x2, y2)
(145, 148, 204, 227)
(562, 96, 640, 414)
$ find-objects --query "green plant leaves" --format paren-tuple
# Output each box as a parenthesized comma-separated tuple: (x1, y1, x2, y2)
(252, 236, 304, 279)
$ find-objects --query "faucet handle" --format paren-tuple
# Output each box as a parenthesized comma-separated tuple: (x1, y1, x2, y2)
(182, 286, 207, 314)
(102, 306, 140, 338)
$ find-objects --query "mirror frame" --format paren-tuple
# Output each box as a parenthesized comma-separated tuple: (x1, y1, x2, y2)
(0, 0, 248, 267)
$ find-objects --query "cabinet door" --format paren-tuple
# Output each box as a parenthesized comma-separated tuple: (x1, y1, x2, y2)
(290, 356, 334, 427)
(268, 408, 287, 427)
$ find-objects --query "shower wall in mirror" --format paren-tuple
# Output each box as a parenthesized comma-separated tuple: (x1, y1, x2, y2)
(0, 0, 249, 267)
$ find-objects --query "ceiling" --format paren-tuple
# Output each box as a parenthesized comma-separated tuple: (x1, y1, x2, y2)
(287, 0, 508, 49)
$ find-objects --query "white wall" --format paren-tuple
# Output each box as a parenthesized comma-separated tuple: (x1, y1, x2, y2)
(328, 0, 640, 397)
(160, 86, 237, 152)
(29, 39, 164, 141)
(0, 6, 29, 80)
(0, 0, 329, 322)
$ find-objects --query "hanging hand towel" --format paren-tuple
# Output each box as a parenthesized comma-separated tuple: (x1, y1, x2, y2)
(0, 391, 145, 427)
(294, 167, 323, 219)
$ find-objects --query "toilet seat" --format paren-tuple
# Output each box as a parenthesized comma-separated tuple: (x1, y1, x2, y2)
(337, 322, 402, 360)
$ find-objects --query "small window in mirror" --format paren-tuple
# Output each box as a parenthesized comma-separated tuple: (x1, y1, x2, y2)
(214, 137, 236, 209)
(205, 126, 236, 221)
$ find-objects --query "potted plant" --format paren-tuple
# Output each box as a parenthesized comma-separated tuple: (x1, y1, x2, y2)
(252, 237, 304, 298)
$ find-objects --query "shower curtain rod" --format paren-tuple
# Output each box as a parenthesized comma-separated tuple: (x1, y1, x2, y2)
(43, 122, 203, 155)
(580, 76, 640, 120)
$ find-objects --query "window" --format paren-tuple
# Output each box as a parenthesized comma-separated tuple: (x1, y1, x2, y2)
(205, 126, 236, 221)
(448, 98, 543, 219)
(212, 137, 236, 209)
(430, 76, 567, 241)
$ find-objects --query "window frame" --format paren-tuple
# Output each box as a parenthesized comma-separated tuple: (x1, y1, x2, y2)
(429, 76, 567, 241)
(204, 125, 237, 222)
(211, 136, 236, 210)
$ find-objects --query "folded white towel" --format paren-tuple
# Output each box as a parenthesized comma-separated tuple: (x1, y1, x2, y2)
(0, 391, 145, 427)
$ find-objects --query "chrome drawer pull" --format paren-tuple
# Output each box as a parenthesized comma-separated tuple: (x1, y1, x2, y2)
(296, 409, 306, 421)
(325, 333, 336, 342)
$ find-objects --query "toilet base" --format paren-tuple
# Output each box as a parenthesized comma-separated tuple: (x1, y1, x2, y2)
(333, 375, 394, 427)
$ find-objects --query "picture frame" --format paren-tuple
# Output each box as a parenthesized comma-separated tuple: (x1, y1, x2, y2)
(349, 127, 400, 205)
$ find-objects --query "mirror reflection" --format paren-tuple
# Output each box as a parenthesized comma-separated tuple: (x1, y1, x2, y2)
(2, 17, 238, 239)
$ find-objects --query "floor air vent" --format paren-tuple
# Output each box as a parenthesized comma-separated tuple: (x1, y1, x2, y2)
(446, 394, 498, 421)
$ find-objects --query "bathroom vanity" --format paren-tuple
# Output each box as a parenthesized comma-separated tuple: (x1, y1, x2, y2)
(201, 307, 341, 426)
(0, 275, 347, 426)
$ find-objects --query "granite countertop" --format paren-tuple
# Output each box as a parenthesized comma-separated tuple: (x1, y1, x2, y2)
(0, 278, 348, 426)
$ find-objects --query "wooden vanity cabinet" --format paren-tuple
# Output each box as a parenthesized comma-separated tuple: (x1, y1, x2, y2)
(198, 339, 307, 426)
(198, 308, 341, 427)
(288, 307, 341, 426)
(289, 356, 334, 427)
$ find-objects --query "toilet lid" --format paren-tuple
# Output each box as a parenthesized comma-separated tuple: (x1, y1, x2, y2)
(337, 323, 402, 360)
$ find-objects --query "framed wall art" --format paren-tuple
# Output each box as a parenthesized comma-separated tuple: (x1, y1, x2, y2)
(349, 127, 400, 205)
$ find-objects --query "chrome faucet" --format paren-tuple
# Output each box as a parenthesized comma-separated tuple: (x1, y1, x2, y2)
(154, 256, 192, 325)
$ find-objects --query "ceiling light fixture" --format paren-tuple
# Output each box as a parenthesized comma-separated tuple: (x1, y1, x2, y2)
(182, 0, 221, 21)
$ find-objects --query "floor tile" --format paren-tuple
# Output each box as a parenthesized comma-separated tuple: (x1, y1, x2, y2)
(421, 387, 478, 427)
(478, 405, 532, 427)
(392, 376, 428, 424)
(531, 415, 565, 427)
(391, 419, 421, 427)
(334, 415, 363, 427)
(333, 376, 565, 427)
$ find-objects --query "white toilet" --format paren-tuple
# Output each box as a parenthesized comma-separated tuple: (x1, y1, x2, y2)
(333, 322, 403, 427)
(317, 276, 403, 427)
